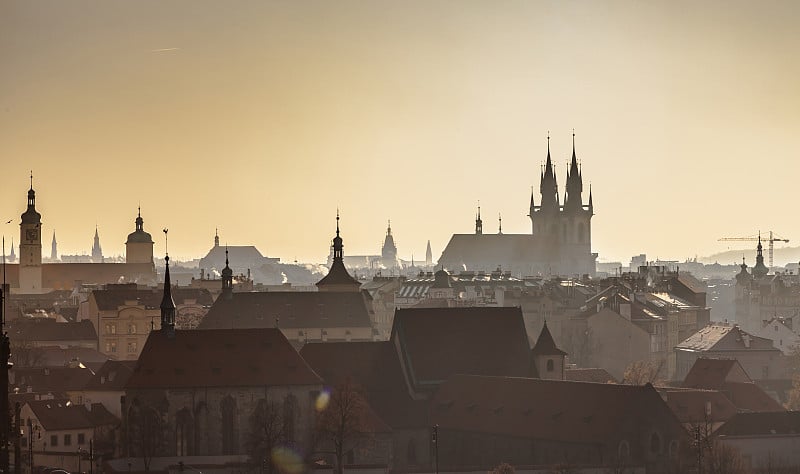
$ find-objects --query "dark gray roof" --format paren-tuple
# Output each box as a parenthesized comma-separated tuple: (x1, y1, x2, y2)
(198, 291, 373, 330)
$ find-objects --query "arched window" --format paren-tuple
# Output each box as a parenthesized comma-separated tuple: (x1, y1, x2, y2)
(283, 395, 298, 444)
(618, 440, 630, 461)
(175, 408, 193, 456)
(650, 432, 661, 454)
(221, 396, 238, 455)
(407, 439, 417, 464)
(669, 440, 679, 458)
(562, 223, 568, 242)
(546, 359, 554, 372)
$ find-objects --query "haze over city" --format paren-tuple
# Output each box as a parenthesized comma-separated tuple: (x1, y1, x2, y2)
(2, 0, 799, 264)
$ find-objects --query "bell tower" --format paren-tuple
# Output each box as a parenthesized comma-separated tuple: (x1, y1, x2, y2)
(19, 174, 43, 293)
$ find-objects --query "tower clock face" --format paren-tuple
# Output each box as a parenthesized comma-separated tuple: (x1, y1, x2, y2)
(26, 229, 38, 241)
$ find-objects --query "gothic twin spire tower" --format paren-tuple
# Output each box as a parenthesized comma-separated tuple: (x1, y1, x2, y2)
(531, 132, 593, 222)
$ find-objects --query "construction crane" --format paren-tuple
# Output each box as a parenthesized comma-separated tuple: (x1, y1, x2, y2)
(718, 231, 789, 270)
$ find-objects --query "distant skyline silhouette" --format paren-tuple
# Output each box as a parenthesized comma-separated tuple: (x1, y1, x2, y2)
(2, 1, 798, 263)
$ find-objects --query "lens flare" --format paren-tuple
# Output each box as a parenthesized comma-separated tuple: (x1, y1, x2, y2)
(315, 388, 331, 412)
(271, 445, 305, 474)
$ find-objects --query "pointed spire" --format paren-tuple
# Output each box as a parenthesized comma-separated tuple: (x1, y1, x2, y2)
(214, 228, 219, 247)
(387, 219, 392, 236)
(221, 245, 233, 299)
(161, 229, 176, 336)
(475, 203, 483, 235)
(588, 183, 594, 212)
(498, 213, 503, 235)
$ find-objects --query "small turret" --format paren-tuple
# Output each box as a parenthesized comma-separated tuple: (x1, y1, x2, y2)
(221, 247, 233, 300)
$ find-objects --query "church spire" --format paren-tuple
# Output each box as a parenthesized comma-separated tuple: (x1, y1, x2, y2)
(214, 228, 219, 247)
(752, 232, 769, 278)
(92, 226, 103, 263)
(221, 246, 233, 300)
(564, 130, 584, 212)
(475, 204, 483, 235)
(51, 231, 57, 261)
(316, 210, 361, 292)
(539, 133, 559, 213)
(498, 213, 502, 234)
(160, 229, 176, 337)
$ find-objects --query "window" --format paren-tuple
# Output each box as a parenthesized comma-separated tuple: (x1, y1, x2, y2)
(106, 341, 117, 353)
(64, 434, 71, 446)
(51, 434, 58, 447)
(127, 341, 138, 353)
(618, 440, 630, 461)
(650, 432, 661, 454)
(128, 323, 137, 334)
(221, 396, 237, 455)
(78, 433, 85, 445)
(546, 359, 554, 372)
(104, 323, 116, 335)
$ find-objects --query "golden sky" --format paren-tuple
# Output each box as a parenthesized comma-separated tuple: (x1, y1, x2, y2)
(1, 1, 799, 264)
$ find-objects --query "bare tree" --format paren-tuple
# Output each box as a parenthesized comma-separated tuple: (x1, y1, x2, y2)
(622, 359, 665, 385)
(246, 399, 286, 474)
(687, 411, 746, 474)
(315, 379, 371, 474)
(11, 338, 44, 368)
(126, 400, 162, 472)
(491, 462, 515, 474)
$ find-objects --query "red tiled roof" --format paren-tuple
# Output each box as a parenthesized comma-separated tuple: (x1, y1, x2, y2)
(300, 341, 427, 429)
(198, 291, 373, 330)
(431, 375, 685, 444)
(657, 388, 738, 424)
(716, 411, 800, 437)
(721, 382, 785, 412)
(390, 307, 533, 390)
(565, 368, 617, 384)
(126, 328, 322, 389)
(682, 358, 742, 388)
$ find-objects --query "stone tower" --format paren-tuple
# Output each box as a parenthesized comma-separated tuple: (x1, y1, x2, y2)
(19, 175, 43, 293)
(125, 207, 154, 264)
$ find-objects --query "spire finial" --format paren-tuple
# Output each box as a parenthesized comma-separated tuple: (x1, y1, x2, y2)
(498, 213, 502, 234)
(30, 171, 33, 190)
(225, 245, 229, 266)
(336, 208, 340, 237)
(163, 228, 169, 258)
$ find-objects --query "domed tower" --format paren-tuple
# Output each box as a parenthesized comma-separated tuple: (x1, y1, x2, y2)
(125, 207, 154, 264)
(381, 220, 398, 269)
(19, 174, 43, 293)
(428, 267, 454, 300)
(752, 234, 769, 279)
(316, 212, 361, 292)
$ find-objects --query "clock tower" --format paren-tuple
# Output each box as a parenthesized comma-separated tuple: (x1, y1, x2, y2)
(19, 177, 43, 293)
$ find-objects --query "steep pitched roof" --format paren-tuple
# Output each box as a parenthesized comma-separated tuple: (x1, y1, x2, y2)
(8, 318, 97, 342)
(531, 321, 567, 356)
(438, 234, 550, 272)
(390, 307, 533, 391)
(716, 411, 800, 437)
(26, 400, 96, 431)
(83, 360, 138, 391)
(126, 328, 322, 389)
(300, 341, 427, 429)
(198, 291, 373, 330)
(431, 375, 685, 445)
(682, 358, 749, 388)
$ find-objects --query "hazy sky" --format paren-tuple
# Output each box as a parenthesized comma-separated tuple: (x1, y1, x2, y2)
(1, 1, 799, 265)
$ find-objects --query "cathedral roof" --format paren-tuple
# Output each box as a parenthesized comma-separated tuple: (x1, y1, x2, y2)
(127, 328, 322, 389)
